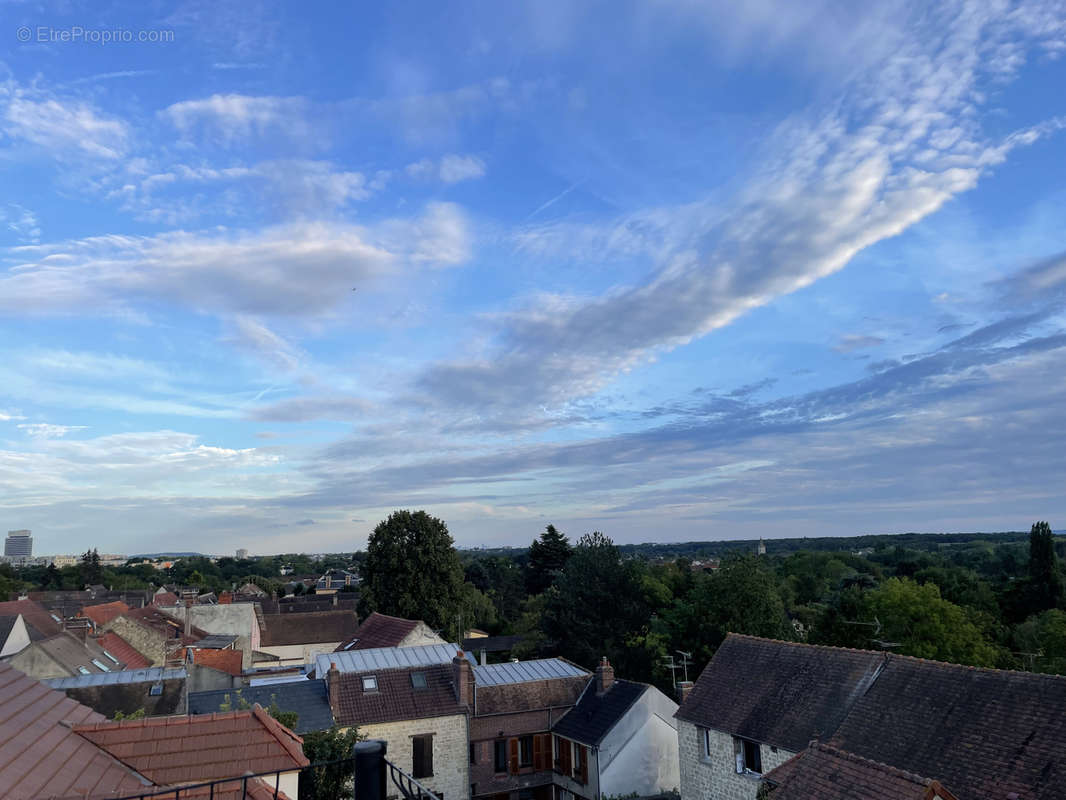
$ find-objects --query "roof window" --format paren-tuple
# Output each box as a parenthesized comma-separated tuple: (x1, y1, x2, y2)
(362, 675, 378, 692)
(77, 666, 91, 675)
(149, 683, 163, 696)
(91, 659, 110, 672)
(411, 672, 427, 689)
(102, 650, 120, 664)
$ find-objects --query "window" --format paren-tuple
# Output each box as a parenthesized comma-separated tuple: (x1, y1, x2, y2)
(412, 734, 433, 779)
(362, 675, 378, 691)
(469, 742, 477, 764)
(699, 727, 712, 759)
(102, 650, 120, 664)
(411, 671, 427, 689)
(494, 739, 508, 773)
(734, 737, 761, 775)
(90, 659, 110, 672)
(149, 683, 163, 696)
(77, 666, 90, 675)
(470, 785, 477, 798)
(519, 735, 533, 767)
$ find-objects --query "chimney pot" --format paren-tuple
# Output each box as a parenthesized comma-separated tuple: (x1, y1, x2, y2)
(453, 652, 473, 706)
(327, 662, 341, 720)
(677, 680, 694, 704)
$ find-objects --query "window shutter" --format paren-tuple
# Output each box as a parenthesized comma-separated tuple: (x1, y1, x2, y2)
(532, 734, 545, 771)
(559, 737, 571, 776)
(426, 736, 433, 778)
(509, 737, 519, 775)
(578, 745, 588, 785)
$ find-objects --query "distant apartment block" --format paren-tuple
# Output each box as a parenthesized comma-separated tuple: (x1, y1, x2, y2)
(236, 548, 249, 559)
(4, 530, 32, 559)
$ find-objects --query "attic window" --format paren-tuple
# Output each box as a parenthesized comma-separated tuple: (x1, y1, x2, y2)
(362, 675, 378, 692)
(149, 683, 163, 696)
(102, 650, 120, 664)
(91, 659, 110, 672)
(411, 672, 427, 689)
(50, 614, 61, 622)
(344, 639, 359, 650)
(77, 666, 91, 675)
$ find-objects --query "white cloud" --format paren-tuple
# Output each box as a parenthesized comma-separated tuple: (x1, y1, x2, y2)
(0, 204, 40, 243)
(0, 84, 128, 160)
(17, 423, 86, 439)
(406, 154, 486, 183)
(225, 316, 307, 373)
(162, 94, 308, 142)
(0, 203, 471, 317)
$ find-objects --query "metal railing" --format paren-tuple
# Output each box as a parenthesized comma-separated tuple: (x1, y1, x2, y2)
(96, 741, 439, 800)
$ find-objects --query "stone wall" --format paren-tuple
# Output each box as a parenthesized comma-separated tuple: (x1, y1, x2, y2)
(346, 714, 469, 800)
(104, 616, 166, 665)
(677, 720, 792, 800)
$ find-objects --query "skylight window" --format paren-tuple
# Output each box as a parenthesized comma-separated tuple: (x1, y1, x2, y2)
(344, 639, 359, 650)
(77, 666, 91, 675)
(50, 614, 61, 622)
(102, 650, 120, 664)
(91, 659, 110, 672)
(411, 672, 427, 689)
(362, 675, 378, 691)
(149, 683, 163, 696)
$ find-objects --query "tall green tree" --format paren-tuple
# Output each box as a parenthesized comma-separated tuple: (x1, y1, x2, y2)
(526, 524, 573, 595)
(1005, 521, 1063, 622)
(300, 726, 363, 800)
(539, 532, 652, 678)
(359, 510, 465, 631)
(80, 549, 103, 586)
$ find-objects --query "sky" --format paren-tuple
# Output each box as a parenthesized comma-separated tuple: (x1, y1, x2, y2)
(1, 1, 1065, 556)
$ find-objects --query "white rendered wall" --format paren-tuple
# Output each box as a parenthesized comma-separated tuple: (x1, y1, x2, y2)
(599, 688, 680, 798)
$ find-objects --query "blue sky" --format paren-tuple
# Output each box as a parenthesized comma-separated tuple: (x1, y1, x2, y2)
(1, 1, 1065, 556)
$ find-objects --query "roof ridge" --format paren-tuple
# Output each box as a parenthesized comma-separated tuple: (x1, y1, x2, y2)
(810, 742, 934, 785)
(727, 633, 1066, 680)
(251, 703, 309, 766)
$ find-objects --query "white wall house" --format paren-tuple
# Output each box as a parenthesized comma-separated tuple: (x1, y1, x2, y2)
(552, 659, 680, 800)
(0, 613, 31, 657)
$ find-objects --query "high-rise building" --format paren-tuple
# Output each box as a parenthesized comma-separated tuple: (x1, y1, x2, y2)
(4, 530, 33, 558)
(236, 548, 249, 560)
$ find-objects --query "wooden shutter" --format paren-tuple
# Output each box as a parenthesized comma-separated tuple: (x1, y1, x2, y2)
(532, 734, 545, 771)
(413, 735, 433, 779)
(509, 737, 519, 775)
(578, 745, 588, 785)
(559, 737, 572, 777)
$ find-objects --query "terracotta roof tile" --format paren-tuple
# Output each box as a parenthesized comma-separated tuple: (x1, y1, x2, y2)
(180, 647, 244, 676)
(260, 610, 358, 647)
(152, 592, 179, 607)
(763, 743, 958, 800)
(95, 632, 151, 669)
(333, 663, 466, 726)
(0, 662, 150, 800)
(81, 601, 131, 628)
(73, 706, 308, 786)
(0, 599, 63, 640)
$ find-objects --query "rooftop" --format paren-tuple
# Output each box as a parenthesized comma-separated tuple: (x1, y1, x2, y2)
(0, 599, 63, 640)
(332, 663, 466, 727)
(0, 661, 150, 800)
(473, 657, 588, 686)
(315, 642, 471, 676)
(260, 610, 359, 647)
(95, 631, 150, 670)
(81, 601, 130, 628)
(189, 681, 333, 734)
(73, 705, 309, 786)
(181, 647, 244, 676)
(28, 632, 130, 675)
(551, 678, 647, 746)
(44, 667, 186, 689)
(763, 743, 958, 800)
(341, 611, 419, 649)
(190, 633, 239, 649)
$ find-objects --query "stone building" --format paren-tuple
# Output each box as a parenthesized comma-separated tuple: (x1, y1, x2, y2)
(676, 633, 1066, 800)
(258, 609, 359, 665)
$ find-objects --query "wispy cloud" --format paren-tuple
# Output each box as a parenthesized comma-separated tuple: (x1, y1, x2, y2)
(406, 154, 487, 183)
(162, 94, 308, 143)
(0, 83, 129, 160)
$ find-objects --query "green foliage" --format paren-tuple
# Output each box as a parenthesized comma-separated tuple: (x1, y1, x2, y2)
(80, 549, 103, 586)
(359, 510, 465, 630)
(865, 578, 1004, 667)
(1004, 521, 1065, 622)
(268, 700, 299, 730)
(540, 532, 653, 678)
(112, 708, 146, 721)
(526, 524, 573, 595)
(300, 726, 364, 800)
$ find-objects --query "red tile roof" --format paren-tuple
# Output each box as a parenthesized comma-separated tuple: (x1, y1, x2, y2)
(74, 706, 308, 787)
(95, 632, 151, 669)
(181, 647, 245, 676)
(152, 591, 179, 607)
(763, 743, 959, 800)
(332, 663, 466, 727)
(341, 611, 418, 650)
(0, 662, 150, 800)
(261, 610, 359, 647)
(81, 601, 130, 628)
(0, 599, 63, 640)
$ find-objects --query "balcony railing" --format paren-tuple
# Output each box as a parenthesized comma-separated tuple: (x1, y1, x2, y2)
(97, 741, 440, 800)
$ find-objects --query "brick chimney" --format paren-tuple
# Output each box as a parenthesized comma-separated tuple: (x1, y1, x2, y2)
(453, 651, 473, 706)
(676, 680, 694, 704)
(184, 599, 192, 638)
(595, 656, 614, 695)
(327, 662, 341, 719)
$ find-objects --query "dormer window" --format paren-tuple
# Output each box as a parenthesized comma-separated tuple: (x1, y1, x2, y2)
(362, 675, 378, 691)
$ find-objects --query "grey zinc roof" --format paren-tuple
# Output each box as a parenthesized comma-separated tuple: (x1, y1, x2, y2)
(473, 658, 588, 686)
(315, 642, 472, 675)
(190, 634, 239, 649)
(44, 667, 186, 688)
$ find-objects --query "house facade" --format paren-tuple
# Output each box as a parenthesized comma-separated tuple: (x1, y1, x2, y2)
(552, 660, 680, 800)
(328, 655, 470, 800)
(338, 611, 447, 651)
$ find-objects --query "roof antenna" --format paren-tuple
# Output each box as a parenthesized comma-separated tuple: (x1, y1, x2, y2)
(676, 650, 692, 683)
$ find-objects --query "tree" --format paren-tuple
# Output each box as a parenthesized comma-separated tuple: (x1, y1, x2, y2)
(301, 726, 363, 800)
(80, 549, 102, 586)
(526, 524, 573, 595)
(1014, 609, 1066, 674)
(1005, 521, 1064, 622)
(359, 510, 465, 631)
(540, 532, 652, 678)
(865, 578, 1004, 667)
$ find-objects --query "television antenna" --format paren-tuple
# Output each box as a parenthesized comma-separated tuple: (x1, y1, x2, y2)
(676, 650, 692, 682)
